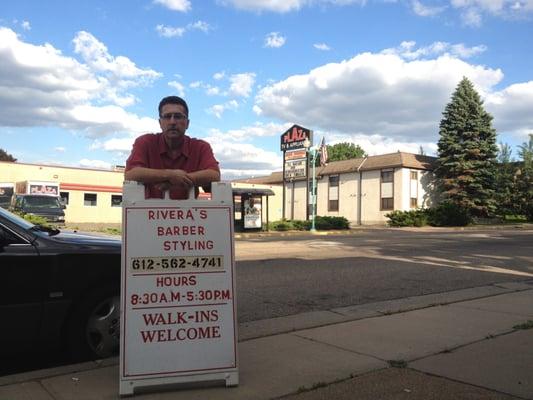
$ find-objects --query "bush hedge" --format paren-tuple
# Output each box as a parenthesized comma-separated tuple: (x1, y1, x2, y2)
(267, 216, 349, 231)
(386, 202, 472, 227)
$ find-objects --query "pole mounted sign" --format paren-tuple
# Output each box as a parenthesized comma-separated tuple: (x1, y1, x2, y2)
(120, 182, 238, 396)
(280, 125, 312, 151)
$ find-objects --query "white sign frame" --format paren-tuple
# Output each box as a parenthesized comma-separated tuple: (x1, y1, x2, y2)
(119, 182, 238, 396)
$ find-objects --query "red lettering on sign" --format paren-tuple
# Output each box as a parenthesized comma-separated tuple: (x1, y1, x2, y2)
(156, 276, 197, 287)
(157, 226, 205, 236)
(163, 240, 214, 251)
(140, 326, 222, 342)
(148, 209, 196, 221)
(283, 126, 306, 144)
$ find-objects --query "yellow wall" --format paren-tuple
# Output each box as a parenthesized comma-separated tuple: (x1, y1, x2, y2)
(0, 161, 124, 223)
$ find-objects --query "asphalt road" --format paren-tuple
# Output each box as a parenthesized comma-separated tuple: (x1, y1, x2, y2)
(235, 228, 533, 322)
(2, 227, 531, 376)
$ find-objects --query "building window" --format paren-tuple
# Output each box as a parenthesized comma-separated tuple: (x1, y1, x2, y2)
(84, 193, 97, 206)
(380, 170, 394, 211)
(60, 191, 69, 205)
(410, 170, 418, 209)
(328, 175, 339, 212)
(111, 195, 122, 207)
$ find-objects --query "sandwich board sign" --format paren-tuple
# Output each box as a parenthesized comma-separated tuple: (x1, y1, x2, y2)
(119, 182, 238, 396)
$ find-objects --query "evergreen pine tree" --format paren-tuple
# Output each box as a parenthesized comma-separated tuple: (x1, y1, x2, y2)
(494, 142, 517, 216)
(516, 134, 533, 221)
(434, 77, 498, 217)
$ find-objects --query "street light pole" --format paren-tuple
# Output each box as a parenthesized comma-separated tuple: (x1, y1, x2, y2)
(310, 147, 317, 232)
(304, 138, 317, 233)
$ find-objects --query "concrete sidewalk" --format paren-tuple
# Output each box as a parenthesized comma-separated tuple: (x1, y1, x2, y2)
(1, 281, 532, 400)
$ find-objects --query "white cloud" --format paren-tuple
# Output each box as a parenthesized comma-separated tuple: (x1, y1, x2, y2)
(486, 81, 533, 139)
(207, 100, 239, 118)
(229, 72, 256, 97)
(213, 71, 225, 80)
(21, 20, 31, 30)
(190, 81, 202, 88)
(156, 21, 212, 38)
(219, 0, 307, 12)
(264, 32, 286, 48)
(205, 130, 283, 176)
(382, 40, 487, 60)
(188, 20, 212, 33)
(411, 0, 446, 16)
(450, 0, 533, 26)
(211, 121, 292, 141)
(54, 146, 66, 152)
(254, 48, 511, 144)
(153, 0, 191, 12)
(0, 27, 161, 137)
(168, 80, 186, 96)
(91, 137, 135, 152)
(206, 85, 221, 95)
(156, 24, 186, 38)
(314, 43, 331, 51)
(79, 158, 113, 169)
(218, 0, 365, 13)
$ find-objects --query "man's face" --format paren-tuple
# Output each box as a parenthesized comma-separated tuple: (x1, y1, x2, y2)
(159, 103, 189, 146)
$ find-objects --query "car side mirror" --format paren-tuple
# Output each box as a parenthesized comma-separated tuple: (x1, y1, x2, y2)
(61, 204, 66, 209)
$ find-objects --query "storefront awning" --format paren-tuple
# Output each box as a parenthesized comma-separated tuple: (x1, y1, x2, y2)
(232, 188, 275, 196)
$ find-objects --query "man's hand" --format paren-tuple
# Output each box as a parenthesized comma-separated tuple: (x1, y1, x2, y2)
(166, 169, 194, 188)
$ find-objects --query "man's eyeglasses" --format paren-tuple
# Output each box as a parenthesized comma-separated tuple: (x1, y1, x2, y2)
(160, 113, 188, 121)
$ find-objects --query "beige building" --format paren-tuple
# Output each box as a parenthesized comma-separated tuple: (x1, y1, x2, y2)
(1, 151, 437, 226)
(236, 152, 438, 226)
(0, 161, 124, 223)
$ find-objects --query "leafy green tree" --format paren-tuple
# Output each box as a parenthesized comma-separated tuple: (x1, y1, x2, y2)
(434, 77, 498, 218)
(327, 142, 366, 162)
(516, 134, 533, 221)
(494, 142, 517, 216)
(0, 148, 17, 162)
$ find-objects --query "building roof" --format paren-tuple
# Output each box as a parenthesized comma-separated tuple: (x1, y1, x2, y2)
(234, 171, 284, 185)
(232, 152, 437, 184)
(357, 152, 436, 172)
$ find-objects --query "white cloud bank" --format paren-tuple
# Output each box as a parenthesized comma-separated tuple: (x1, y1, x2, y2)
(254, 42, 533, 154)
(153, 0, 191, 12)
(0, 27, 160, 137)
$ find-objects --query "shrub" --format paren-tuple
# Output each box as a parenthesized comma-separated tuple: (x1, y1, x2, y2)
(269, 220, 293, 231)
(267, 216, 349, 231)
(13, 212, 51, 227)
(290, 219, 312, 231)
(427, 201, 472, 227)
(386, 209, 429, 227)
(314, 216, 349, 230)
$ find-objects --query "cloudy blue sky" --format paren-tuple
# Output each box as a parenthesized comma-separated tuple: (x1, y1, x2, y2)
(1, 0, 532, 179)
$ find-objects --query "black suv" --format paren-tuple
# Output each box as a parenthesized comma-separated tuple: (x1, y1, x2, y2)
(10, 194, 66, 224)
(0, 206, 121, 361)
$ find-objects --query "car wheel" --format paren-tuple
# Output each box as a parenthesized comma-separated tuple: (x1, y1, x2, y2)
(66, 285, 120, 361)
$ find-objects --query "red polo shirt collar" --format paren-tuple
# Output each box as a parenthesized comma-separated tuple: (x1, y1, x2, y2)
(158, 133, 191, 159)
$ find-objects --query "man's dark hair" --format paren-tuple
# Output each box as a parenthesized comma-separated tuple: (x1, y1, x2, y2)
(158, 96, 189, 117)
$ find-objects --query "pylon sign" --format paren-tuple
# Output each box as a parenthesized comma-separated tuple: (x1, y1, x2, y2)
(280, 124, 312, 151)
(119, 182, 238, 396)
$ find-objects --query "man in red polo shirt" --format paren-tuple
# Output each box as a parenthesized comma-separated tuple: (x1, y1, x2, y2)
(125, 96, 220, 199)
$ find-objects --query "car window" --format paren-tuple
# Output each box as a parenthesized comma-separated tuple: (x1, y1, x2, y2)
(0, 225, 22, 245)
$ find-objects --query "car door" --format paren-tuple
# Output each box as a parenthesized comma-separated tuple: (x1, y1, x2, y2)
(0, 223, 45, 356)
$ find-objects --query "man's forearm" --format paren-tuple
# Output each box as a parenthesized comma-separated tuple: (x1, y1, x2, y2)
(124, 167, 173, 184)
(125, 167, 220, 186)
(188, 169, 221, 186)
